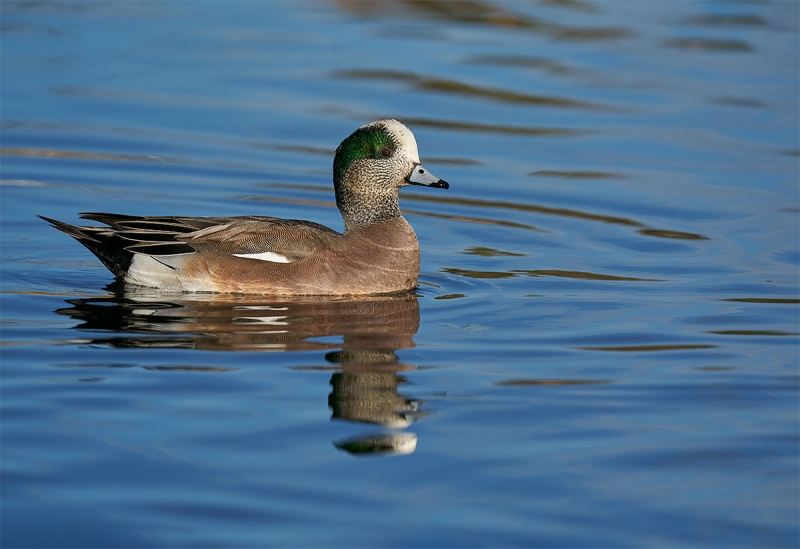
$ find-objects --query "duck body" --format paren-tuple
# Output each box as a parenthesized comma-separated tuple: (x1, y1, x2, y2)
(117, 214, 420, 294)
(41, 119, 448, 295)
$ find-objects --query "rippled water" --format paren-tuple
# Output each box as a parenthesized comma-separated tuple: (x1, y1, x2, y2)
(2, 1, 798, 547)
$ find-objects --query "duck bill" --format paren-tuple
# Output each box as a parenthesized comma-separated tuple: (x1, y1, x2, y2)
(407, 164, 449, 189)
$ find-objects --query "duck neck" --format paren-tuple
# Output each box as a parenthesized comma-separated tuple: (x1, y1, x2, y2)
(337, 190, 402, 233)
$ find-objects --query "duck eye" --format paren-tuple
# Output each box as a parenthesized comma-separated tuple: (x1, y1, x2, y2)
(379, 147, 393, 158)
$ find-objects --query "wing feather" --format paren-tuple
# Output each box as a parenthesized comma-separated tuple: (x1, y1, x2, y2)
(58, 214, 339, 264)
(177, 219, 339, 261)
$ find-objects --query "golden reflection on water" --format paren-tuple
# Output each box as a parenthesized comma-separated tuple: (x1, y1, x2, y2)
(55, 288, 426, 456)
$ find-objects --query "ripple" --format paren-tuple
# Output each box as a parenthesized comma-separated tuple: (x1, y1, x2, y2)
(721, 298, 800, 304)
(433, 293, 466, 300)
(405, 209, 546, 231)
(400, 116, 586, 136)
(256, 143, 331, 156)
(554, 27, 632, 41)
(401, 194, 645, 227)
(443, 268, 518, 279)
(0, 147, 172, 163)
(0, 180, 82, 189)
(539, 0, 598, 13)
(252, 183, 677, 238)
(371, 0, 632, 42)
(141, 365, 239, 372)
(712, 96, 767, 108)
(516, 269, 659, 282)
(581, 344, 717, 352)
(386, 0, 559, 31)
(461, 246, 525, 257)
(425, 156, 481, 165)
(637, 229, 709, 240)
(531, 170, 623, 179)
(0, 21, 62, 36)
(494, 378, 613, 386)
(243, 194, 548, 232)
(708, 330, 799, 337)
(440, 268, 660, 282)
(682, 14, 766, 27)
(664, 38, 753, 52)
(464, 54, 582, 76)
(335, 69, 610, 110)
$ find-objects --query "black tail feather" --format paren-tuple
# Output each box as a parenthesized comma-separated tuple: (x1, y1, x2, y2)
(39, 215, 135, 279)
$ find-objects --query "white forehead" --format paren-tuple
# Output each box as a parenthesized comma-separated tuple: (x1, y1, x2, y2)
(364, 119, 420, 163)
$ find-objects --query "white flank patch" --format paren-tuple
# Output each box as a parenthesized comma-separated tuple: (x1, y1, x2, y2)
(232, 251, 291, 263)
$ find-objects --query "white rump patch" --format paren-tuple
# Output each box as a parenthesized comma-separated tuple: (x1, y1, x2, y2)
(232, 251, 291, 263)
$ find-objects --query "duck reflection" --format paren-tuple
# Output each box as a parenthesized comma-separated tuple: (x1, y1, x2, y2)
(326, 347, 425, 457)
(56, 285, 419, 351)
(55, 285, 425, 456)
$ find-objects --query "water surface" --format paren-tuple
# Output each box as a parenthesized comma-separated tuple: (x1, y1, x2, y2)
(1, 1, 798, 547)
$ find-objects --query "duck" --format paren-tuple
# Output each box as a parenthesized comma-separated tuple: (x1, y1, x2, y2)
(40, 119, 449, 295)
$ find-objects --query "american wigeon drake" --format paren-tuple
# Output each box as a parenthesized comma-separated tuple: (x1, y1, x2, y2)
(40, 119, 449, 295)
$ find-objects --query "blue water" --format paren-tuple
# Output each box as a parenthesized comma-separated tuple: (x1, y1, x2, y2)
(2, 1, 798, 547)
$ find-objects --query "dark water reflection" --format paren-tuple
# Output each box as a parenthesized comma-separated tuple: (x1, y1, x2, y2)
(57, 287, 420, 352)
(56, 288, 425, 456)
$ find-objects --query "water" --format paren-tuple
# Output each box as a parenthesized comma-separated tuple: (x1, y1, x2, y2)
(2, 1, 798, 547)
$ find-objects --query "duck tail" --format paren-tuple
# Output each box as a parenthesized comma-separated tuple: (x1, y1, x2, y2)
(38, 215, 134, 279)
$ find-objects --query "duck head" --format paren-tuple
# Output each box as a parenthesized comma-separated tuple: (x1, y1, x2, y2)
(333, 119, 448, 231)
